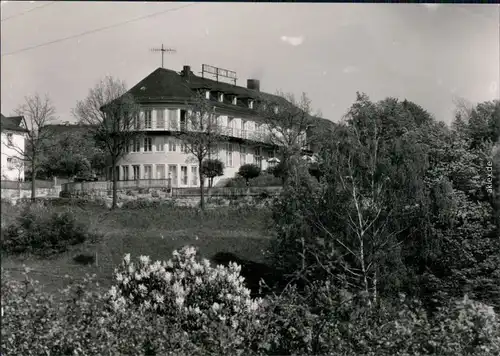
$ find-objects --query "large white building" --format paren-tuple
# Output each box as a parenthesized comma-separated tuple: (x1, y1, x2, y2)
(1, 114, 28, 181)
(109, 65, 331, 188)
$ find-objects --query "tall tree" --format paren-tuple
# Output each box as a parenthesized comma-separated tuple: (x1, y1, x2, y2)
(73, 76, 142, 209)
(255, 91, 315, 185)
(40, 128, 107, 180)
(174, 92, 226, 210)
(5, 94, 57, 201)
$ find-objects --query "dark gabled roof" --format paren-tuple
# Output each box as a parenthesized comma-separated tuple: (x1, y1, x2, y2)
(106, 66, 333, 126)
(1, 114, 28, 133)
(126, 67, 290, 115)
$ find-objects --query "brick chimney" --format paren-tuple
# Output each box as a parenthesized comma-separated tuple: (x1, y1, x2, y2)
(182, 65, 192, 78)
(247, 79, 260, 91)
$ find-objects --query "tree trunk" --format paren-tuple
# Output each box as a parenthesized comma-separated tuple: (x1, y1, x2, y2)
(199, 164, 205, 210)
(31, 170, 37, 202)
(111, 160, 118, 210)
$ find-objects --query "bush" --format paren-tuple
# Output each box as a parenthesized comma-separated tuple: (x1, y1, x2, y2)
(1, 269, 201, 355)
(73, 253, 96, 265)
(225, 173, 282, 188)
(121, 199, 175, 210)
(238, 164, 261, 186)
(108, 246, 265, 353)
(0, 204, 94, 256)
(59, 190, 71, 198)
(2, 265, 499, 355)
(202, 159, 224, 188)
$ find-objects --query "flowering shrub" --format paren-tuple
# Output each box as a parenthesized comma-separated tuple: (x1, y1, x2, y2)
(108, 246, 265, 353)
(0, 268, 200, 355)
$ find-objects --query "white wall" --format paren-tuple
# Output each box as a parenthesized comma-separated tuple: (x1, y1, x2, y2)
(115, 105, 291, 186)
(1, 130, 26, 181)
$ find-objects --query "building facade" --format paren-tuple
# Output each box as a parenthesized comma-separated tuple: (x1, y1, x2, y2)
(110, 65, 324, 188)
(1, 114, 28, 181)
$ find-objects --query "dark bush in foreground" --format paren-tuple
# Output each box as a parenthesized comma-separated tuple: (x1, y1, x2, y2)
(0, 204, 95, 256)
(73, 253, 96, 265)
(225, 173, 282, 188)
(211, 251, 286, 297)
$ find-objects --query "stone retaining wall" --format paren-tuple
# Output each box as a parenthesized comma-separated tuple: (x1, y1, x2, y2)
(1, 187, 62, 201)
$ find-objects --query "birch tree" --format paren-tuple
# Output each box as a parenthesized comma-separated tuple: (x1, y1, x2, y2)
(73, 76, 142, 209)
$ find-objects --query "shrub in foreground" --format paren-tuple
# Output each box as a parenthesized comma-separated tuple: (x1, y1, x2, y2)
(3, 246, 498, 355)
(1, 203, 94, 256)
(108, 246, 264, 352)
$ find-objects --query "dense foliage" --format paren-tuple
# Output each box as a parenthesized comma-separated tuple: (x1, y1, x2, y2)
(202, 158, 225, 187)
(238, 164, 262, 186)
(39, 128, 107, 179)
(270, 94, 500, 312)
(1, 202, 97, 256)
(2, 250, 499, 355)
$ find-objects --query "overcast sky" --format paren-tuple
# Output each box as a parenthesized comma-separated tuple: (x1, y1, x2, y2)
(1, 2, 499, 125)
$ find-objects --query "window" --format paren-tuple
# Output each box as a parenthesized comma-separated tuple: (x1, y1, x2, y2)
(254, 147, 262, 168)
(248, 100, 254, 109)
(240, 146, 246, 165)
(218, 93, 224, 102)
(144, 110, 152, 129)
(123, 166, 129, 181)
(180, 110, 187, 131)
(144, 137, 153, 152)
(232, 96, 237, 105)
(132, 165, 140, 180)
(168, 139, 177, 152)
(241, 120, 247, 139)
(7, 133, 13, 146)
(205, 90, 210, 99)
(7, 157, 14, 170)
(156, 109, 165, 129)
(155, 137, 164, 152)
(168, 165, 177, 185)
(131, 139, 141, 152)
(156, 165, 165, 179)
(181, 166, 188, 185)
(168, 109, 178, 130)
(181, 142, 190, 153)
(144, 165, 152, 179)
(134, 114, 140, 130)
(225, 143, 233, 167)
(191, 166, 198, 186)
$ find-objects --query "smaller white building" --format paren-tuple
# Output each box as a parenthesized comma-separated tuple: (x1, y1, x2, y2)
(1, 114, 28, 181)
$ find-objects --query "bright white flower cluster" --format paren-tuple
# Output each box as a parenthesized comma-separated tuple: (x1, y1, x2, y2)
(108, 245, 263, 333)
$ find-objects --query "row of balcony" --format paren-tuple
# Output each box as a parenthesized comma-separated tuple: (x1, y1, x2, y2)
(123, 122, 309, 149)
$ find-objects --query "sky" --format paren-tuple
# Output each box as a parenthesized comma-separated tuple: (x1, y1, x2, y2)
(1, 2, 499, 125)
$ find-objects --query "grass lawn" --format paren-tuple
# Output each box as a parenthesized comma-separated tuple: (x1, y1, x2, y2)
(1, 201, 275, 294)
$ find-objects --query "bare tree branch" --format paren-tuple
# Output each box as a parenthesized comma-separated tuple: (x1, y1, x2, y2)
(73, 76, 142, 209)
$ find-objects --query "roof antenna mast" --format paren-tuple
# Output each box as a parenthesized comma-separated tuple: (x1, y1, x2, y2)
(150, 44, 176, 68)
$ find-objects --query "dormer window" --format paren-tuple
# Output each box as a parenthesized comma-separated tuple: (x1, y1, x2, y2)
(248, 100, 254, 109)
(218, 93, 224, 102)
